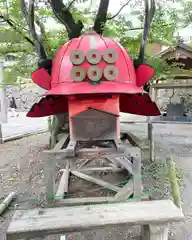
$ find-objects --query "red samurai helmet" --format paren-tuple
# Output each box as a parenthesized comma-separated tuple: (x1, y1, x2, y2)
(27, 31, 160, 118)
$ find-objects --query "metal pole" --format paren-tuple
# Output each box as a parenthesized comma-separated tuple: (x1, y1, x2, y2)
(0, 62, 8, 143)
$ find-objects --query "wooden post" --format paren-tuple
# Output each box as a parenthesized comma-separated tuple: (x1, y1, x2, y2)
(148, 122, 154, 162)
(0, 62, 8, 143)
(0, 124, 3, 144)
(166, 157, 181, 208)
(44, 154, 56, 205)
(141, 224, 169, 240)
(151, 87, 158, 102)
(56, 160, 70, 199)
(132, 156, 142, 200)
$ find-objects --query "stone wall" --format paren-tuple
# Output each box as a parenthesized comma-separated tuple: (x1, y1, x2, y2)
(5, 85, 45, 111)
(5, 84, 192, 118)
(157, 88, 192, 118)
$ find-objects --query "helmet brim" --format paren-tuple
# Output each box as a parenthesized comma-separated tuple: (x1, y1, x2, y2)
(27, 92, 160, 118)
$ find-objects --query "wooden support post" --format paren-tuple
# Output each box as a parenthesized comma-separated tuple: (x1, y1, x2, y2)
(141, 225, 150, 240)
(0, 124, 3, 144)
(132, 157, 142, 200)
(141, 224, 169, 240)
(56, 160, 70, 199)
(151, 87, 158, 102)
(0, 62, 8, 144)
(44, 155, 56, 205)
(148, 122, 154, 162)
(166, 157, 181, 208)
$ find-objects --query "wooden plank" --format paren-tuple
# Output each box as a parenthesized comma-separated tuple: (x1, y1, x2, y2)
(0, 192, 16, 215)
(52, 134, 69, 151)
(55, 197, 114, 206)
(44, 147, 120, 156)
(0, 62, 8, 126)
(151, 82, 192, 89)
(0, 124, 3, 144)
(65, 140, 77, 156)
(126, 133, 149, 149)
(78, 167, 122, 173)
(71, 171, 120, 192)
(44, 156, 56, 205)
(150, 120, 192, 125)
(115, 156, 133, 175)
(77, 159, 91, 169)
(7, 200, 184, 240)
(113, 138, 126, 151)
(148, 122, 154, 162)
(56, 160, 70, 199)
(132, 157, 142, 201)
(113, 181, 133, 201)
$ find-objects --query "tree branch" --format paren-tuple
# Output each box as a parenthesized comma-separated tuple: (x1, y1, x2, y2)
(0, 14, 35, 46)
(138, 0, 155, 63)
(67, 0, 76, 9)
(28, 0, 47, 59)
(20, 0, 45, 42)
(48, 0, 83, 39)
(20, 0, 29, 24)
(93, 0, 110, 35)
(107, 0, 131, 20)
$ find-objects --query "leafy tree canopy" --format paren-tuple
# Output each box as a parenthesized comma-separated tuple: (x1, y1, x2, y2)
(0, 0, 191, 85)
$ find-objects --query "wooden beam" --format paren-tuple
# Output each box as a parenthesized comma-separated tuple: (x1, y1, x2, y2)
(132, 157, 142, 200)
(44, 147, 120, 156)
(52, 134, 69, 151)
(0, 192, 16, 215)
(113, 181, 133, 201)
(77, 167, 122, 173)
(126, 133, 149, 150)
(55, 160, 70, 199)
(151, 82, 192, 89)
(54, 196, 114, 206)
(114, 156, 133, 175)
(150, 121, 192, 125)
(44, 156, 56, 205)
(148, 122, 154, 162)
(7, 200, 184, 240)
(71, 171, 120, 192)
(54, 195, 149, 207)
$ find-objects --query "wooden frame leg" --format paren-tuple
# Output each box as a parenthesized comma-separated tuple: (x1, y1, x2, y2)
(56, 160, 70, 199)
(44, 155, 56, 205)
(133, 157, 142, 201)
(148, 122, 154, 162)
(141, 224, 169, 240)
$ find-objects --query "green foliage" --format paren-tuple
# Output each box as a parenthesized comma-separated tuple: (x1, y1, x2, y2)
(146, 56, 186, 80)
(142, 158, 184, 198)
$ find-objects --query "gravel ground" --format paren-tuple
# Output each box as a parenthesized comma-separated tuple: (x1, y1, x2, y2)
(1, 123, 192, 240)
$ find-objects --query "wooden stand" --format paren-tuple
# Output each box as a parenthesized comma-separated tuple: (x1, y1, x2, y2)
(44, 133, 143, 206)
